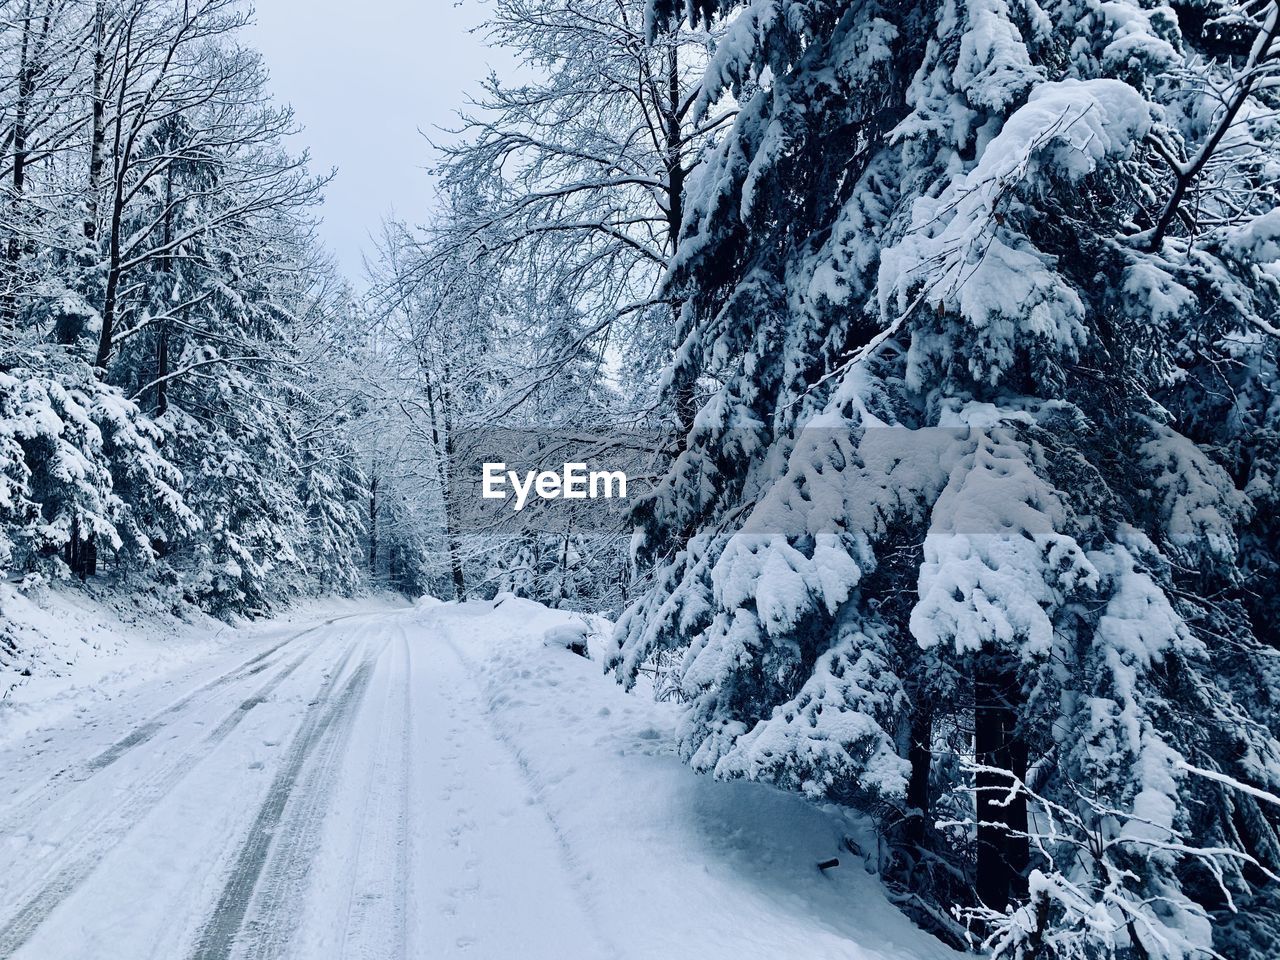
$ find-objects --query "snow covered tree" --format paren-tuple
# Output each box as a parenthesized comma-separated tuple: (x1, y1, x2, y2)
(366, 215, 513, 599)
(435, 0, 732, 398)
(367, 196, 648, 610)
(382, 0, 726, 608)
(0, 350, 198, 580)
(608, 0, 1280, 953)
(0, 1, 375, 612)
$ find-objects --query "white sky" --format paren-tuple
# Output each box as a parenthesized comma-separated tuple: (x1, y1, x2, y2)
(244, 0, 497, 281)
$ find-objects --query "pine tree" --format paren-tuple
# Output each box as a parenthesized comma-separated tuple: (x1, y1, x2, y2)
(610, 0, 1280, 953)
(1, 2, 382, 613)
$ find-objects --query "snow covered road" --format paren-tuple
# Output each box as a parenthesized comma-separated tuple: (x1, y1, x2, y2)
(0, 601, 958, 960)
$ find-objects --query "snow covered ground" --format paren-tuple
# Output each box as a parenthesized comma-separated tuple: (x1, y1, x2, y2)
(0, 584, 404, 747)
(0, 594, 958, 960)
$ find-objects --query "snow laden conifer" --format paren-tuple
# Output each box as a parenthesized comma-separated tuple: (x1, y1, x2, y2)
(610, 0, 1280, 954)
(1, 2, 377, 614)
(0, 351, 198, 578)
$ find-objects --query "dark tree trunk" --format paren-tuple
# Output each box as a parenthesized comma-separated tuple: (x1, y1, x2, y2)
(64, 514, 80, 577)
(95, 191, 125, 368)
(440, 375, 465, 601)
(974, 656, 1030, 912)
(905, 702, 934, 848)
(155, 168, 174, 414)
(83, 536, 98, 578)
(64, 514, 97, 580)
(10, 0, 33, 199)
(85, 0, 106, 242)
(96, 30, 133, 371)
(368, 473, 378, 576)
(155, 323, 170, 414)
(3, 1, 36, 326)
(663, 41, 684, 255)
(660, 32, 697, 439)
(558, 530, 572, 602)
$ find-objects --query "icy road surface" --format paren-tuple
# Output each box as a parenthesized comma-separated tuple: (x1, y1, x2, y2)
(0, 600, 957, 960)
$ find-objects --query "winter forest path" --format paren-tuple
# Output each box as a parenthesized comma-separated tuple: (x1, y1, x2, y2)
(0, 602, 959, 960)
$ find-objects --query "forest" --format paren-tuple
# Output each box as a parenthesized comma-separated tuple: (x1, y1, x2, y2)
(2, 0, 1280, 957)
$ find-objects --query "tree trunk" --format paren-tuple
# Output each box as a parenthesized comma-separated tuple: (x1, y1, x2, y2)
(663, 40, 684, 255)
(440, 375, 466, 601)
(95, 188, 125, 368)
(154, 167, 177, 414)
(3, 1, 36, 326)
(368, 472, 378, 576)
(85, 0, 107, 242)
(64, 513, 80, 576)
(95, 32, 133, 371)
(662, 41, 698, 439)
(154, 323, 170, 414)
(424, 371, 466, 601)
(10, 0, 34, 200)
(558, 529, 571, 603)
(155, 168, 175, 414)
(975, 656, 1029, 912)
(64, 514, 96, 580)
(905, 702, 934, 848)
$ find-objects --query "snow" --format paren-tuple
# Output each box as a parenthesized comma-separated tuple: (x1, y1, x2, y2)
(911, 415, 1099, 658)
(1096, 1, 1179, 75)
(1221, 208, 1280, 263)
(953, 0, 1042, 111)
(0, 596, 959, 960)
(1137, 421, 1247, 566)
(881, 78, 1153, 388)
(0, 584, 404, 746)
(709, 621, 910, 802)
(1, 584, 222, 744)
(438, 597, 959, 959)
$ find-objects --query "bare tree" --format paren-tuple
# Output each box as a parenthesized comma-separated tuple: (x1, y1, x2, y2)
(431, 0, 733, 389)
(89, 0, 325, 369)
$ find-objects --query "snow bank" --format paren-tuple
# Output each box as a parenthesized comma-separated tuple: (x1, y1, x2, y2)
(428, 598, 959, 960)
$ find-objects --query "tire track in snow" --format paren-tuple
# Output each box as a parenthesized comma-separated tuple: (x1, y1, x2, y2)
(67, 613, 374, 784)
(78, 635, 297, 776)
(440, 632, 625, 960)
(1, 622, 317, 830)
(236, 637, 396, 960)
(187, 644, 377, 960)
(338, 631, 411, 960)
(0, 638, 325, 958)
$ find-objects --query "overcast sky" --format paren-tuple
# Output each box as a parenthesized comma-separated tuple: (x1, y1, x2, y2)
(244, 1, 496, 281)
